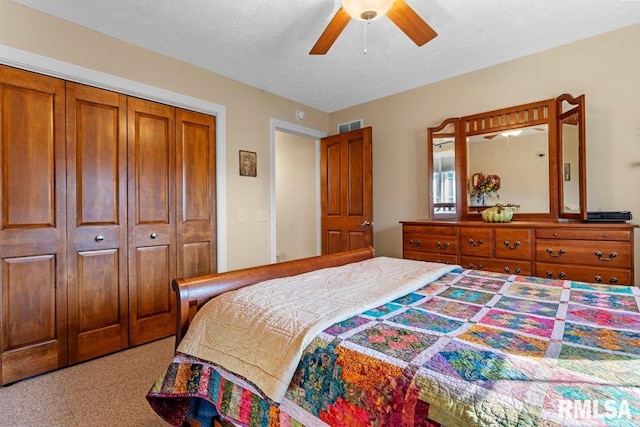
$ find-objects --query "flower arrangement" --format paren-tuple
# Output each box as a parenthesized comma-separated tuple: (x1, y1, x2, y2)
(471, 173, 500, 203)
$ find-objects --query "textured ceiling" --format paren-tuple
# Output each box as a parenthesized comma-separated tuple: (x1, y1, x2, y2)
(12, 0, 640, 112)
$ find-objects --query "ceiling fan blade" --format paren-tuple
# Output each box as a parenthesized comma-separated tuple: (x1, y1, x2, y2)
(310, 7, 351, 55)
(386, 0, 437, 47)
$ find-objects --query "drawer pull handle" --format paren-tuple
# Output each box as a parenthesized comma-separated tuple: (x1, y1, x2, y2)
(409, 240, 421, 247)
(436, 242, 450, 250)
(546, 248, 565, 257)
(503, 240, 521, 250)
(467, 238, 484, 247)
(504, 267, 522, 274)
(467, 263, 483, 270)
(151, 233, 159, 239)
(595, 251, 617, 262)
(95, 235, 105, 242)
(610, 277, 618, 284)
(546, 271, 566, 279)
(595, 275, 602, 283)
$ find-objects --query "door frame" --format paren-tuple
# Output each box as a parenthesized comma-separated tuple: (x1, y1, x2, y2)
(269, 118, 327, 263)
(0, 44, 229, 271)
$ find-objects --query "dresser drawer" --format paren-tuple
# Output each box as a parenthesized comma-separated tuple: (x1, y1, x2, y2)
(461, 256, 531, 275)
(403, 233, 458, 254)
(460, 227, 492, 257)
(536, 262, 632, 285)
(494, 229, 532, 260)
(404, 250, 458, 265)
(535, 240, 632, 268)
(536, 228, 632, 242)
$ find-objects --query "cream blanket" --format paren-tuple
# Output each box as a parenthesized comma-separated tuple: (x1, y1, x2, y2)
(177, 256, 455, 403)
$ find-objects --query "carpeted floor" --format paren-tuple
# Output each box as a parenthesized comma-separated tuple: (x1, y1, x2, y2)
(0, 337, 176, 426)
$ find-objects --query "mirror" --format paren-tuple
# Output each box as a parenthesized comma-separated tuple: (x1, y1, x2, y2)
(429, 95, 585, 221)
(557, 94, 587, 219)
(466, 125, 550, 213)
(428, 118, 460, 218)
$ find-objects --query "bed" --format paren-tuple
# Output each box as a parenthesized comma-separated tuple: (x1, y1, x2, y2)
(147, 247, 640, 426)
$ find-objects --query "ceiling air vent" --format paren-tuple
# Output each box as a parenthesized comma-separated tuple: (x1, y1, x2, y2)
(338, 119, 363, 134)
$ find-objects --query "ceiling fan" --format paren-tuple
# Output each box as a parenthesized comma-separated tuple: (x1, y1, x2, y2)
(310, 0, 437, 55)
(481, 127, 547, 140)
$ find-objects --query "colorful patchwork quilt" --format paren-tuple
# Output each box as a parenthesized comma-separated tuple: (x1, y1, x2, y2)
(147, 268, 640, 426)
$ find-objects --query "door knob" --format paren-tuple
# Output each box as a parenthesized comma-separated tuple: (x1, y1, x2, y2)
(361, 220, 373, 226)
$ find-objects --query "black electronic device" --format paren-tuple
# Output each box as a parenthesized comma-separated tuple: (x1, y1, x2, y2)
(586, 211, 632, 222)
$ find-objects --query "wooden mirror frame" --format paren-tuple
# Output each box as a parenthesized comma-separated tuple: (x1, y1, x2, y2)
(428, 94, 586, 221)
(427, 118, 462, 219)
(557, 94, 587, 220)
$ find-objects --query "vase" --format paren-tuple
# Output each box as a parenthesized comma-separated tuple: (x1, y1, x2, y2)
(473, 194, 485, 206)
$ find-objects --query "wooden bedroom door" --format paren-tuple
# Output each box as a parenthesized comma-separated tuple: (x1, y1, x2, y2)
(66, 83, 129, 364)
(320, 127, 373, 254)
(0, 66, 68, 384)
(127, 97, 177, 346)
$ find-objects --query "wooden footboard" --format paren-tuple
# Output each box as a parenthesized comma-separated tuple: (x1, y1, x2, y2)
(172, 247, 375, 348)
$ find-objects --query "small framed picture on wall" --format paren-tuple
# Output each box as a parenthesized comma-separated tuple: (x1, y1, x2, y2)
(239, 150, 257, 177)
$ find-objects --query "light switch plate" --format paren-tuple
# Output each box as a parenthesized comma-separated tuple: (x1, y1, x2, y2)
(257, 210, 267, 222)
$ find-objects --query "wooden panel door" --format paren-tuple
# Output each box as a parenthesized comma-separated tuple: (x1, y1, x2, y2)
(66, 83, 129, 363)
(127, 97, 176, 346)
(321, 127, 373, 254)
(0, 66, 67, 384)
(176, 109, 216, 279)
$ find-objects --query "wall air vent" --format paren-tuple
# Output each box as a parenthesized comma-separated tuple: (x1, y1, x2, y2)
(338, 119, 363, 134)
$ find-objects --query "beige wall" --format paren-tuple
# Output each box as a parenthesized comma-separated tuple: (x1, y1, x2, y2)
(329, 24, 640, 284)
(2, 0, 640, 281)
(0, 0, 329, 270)
(275, 132, 318, 262)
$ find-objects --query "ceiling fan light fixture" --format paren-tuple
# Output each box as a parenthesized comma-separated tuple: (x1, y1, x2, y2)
(501, 130, 523, 138)
(342, 0, 395, 21)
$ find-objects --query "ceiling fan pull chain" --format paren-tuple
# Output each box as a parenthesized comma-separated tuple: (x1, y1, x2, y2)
(363, 20, 369, 55)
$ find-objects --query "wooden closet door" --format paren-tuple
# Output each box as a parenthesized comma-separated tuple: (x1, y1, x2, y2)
(127, 97, 176, 346)
(66, 83, 128, 363)
(176, 109, 216, 278)
(0, 66, 67, 384)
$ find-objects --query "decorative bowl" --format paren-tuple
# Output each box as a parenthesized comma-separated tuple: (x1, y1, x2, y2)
(481, 204, 513, 223)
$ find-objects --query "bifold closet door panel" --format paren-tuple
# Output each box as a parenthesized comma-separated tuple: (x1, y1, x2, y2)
(176, 109, 216, 279)
(0, 66, 67, 384)
(127, 97, 177, 346)
(66, 83, 129, 364)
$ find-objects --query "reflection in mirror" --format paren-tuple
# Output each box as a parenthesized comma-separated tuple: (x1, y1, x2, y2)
(466, 125, 550, 213)
(429, 120, 458, 217)
(561, 115, 580, 212)
(433, 138, 455, 213)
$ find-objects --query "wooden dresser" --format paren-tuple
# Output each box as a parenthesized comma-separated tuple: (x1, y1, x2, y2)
(401, 220, 635, 285)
